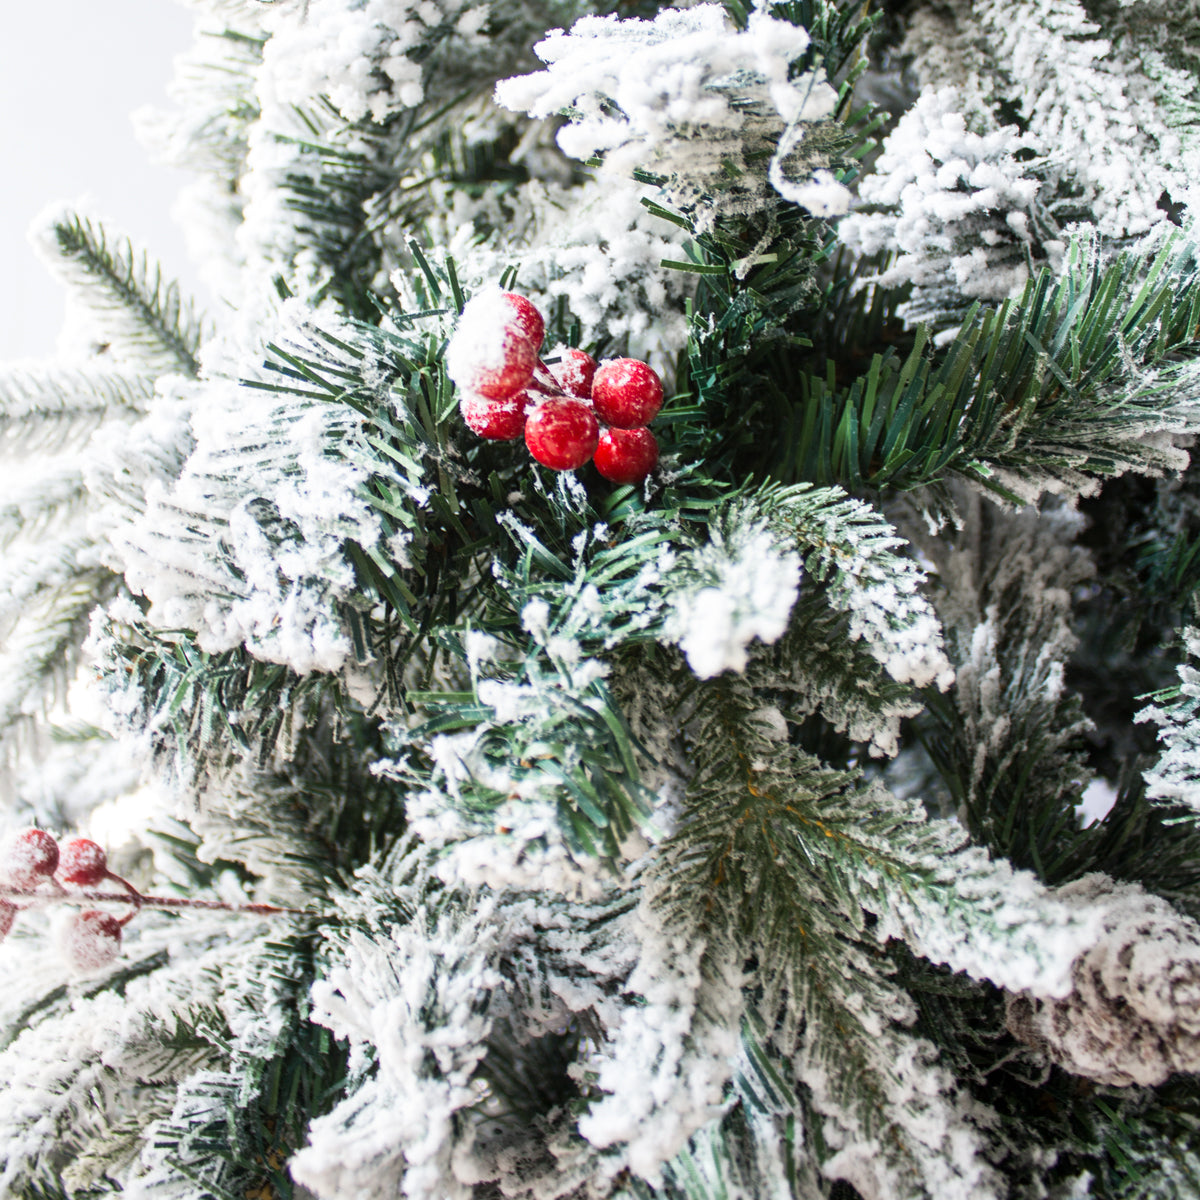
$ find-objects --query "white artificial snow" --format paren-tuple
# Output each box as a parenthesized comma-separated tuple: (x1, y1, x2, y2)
(520, 596, 553, 643)
(444, 288, 523, 393)
(296, 843, 750, 1196)
(876, 834, 1103, 997)
(795, 1017, 1006, 1200)
(393, 647, 626, 901)
(495, 4, 845, 216)
(797, 491, 954, 691)
(576, 889, 743, 1184)
(435, 178, 695, 372)
(295, 905, 504, 1200)
(291, 867, 645, 1199)
(462, 628, 501, 674)
(777, 166, 851, 217)
(1137, 626, 1200, 816)
(840, 87, 1053, 335)
(901, 0, 1200, 239)
(258, 0, 425, 123)
(668, 518, 802, 678)
(0, 911, 279, 1197)
(425, 795, 614, 900)
(99, 334, 386, 678)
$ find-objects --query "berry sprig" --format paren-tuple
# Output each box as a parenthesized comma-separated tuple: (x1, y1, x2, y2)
(446, 290, 663, 484)
(0, 828, 304, 972)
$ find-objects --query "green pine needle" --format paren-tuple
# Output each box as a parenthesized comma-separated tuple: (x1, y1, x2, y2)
(44, 212, 207, 377)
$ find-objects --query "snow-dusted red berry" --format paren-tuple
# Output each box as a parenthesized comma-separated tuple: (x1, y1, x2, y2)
(592, 359, 664, 428)
(1, 829, 60, 891)
(551, 348, 597, 399)
(594, 426, 659, 484)
(58, 838, 109, 887)
(60, 909, 123, 972)
(524, 399, 599, 471)
(445, 292, 538, 401)
(460, 391, 529, 441)
(501, 293, 545, 351)
(472, 330, 536, 401)
(0, 900, 16, 941)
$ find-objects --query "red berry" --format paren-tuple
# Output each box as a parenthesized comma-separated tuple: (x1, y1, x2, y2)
(58, 838, 109, 887)
(500, 293, 545, 351)
(0, 900, 16, 941)
(594, 427, 659, 484)
(60, 909, 122, 972)
(460, 391, 529, 441)
(551, 348, 597, 398)
(446, 292, 539, 401)
(524, 399, 599, 471)
(473, 329, 537, 401)
(1, 829, 59, 891)
(592, 359, 663, 428)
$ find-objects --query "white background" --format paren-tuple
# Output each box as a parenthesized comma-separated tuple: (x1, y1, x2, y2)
(0, 0, 199, 360)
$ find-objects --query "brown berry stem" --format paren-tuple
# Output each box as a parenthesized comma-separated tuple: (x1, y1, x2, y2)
(105, 870, 144, 926)
(0, 886, 312, 917)
(528, 360, 566, 396)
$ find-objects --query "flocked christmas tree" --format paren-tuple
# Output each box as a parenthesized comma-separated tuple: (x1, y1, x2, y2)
(5, 0, 1200, 1195)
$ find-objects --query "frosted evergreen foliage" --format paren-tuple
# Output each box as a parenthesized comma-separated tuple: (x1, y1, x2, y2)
(840, 87, 1062, 338)
(666, 503, 803, 678)
(900, 0, 1200, 237)
(8, 0, 1200, 1196)
(1138, 626, 1200, 816)
(32, 209, 207, 377)
(289, 851, 745, 1199)
(433, 179, 695, 368)
(256, 0, 492, 125)
(789, 998, 1006, 1200)
(295, 896, 507, 1199)
(88, 304, 396, 678)
(496, 4, 850, 217)
(782, 489, 955, 691)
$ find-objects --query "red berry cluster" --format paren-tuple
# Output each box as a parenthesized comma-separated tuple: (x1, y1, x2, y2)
(0, 829, 124, 971)
(446, 291, 663, 485)
(0, 827, 305, 973)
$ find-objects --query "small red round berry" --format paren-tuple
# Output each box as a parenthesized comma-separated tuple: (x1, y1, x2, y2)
(0, 900, 16, 941)
(1, 829, 60, 891)
(551, 348, 598, 398)
(592, 359, 663, 428)
(460, 391, 529, 441)
(594, 427, 659, 484)
(524, 399, 600, 471)
(500, 293, 545, 351)
(58, 838, 109, 887)
(472, 330, 537, 401)
(446, 292, 539, 401)
(60, 909, 123, 972)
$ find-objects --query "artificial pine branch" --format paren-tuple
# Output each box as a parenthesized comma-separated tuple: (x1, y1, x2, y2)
(38, 212, 207, 378)
(0, 563, 119, 744)
(0, 367, 152, 453)
(762, 227, 1200, 499)
(10, 0, 1200, 1195)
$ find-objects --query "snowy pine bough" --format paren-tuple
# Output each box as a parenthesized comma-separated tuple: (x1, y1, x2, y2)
(5, 0, 1200, 1196)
